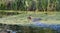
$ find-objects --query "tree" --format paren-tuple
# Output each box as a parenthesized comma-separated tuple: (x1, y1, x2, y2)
(41, 0, 48, 12)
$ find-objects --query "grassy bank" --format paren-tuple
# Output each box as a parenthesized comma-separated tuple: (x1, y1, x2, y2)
(0, 11, 60, 25)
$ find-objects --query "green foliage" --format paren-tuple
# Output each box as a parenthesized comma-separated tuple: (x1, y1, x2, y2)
(0, 3, 6, 10)
(0, 23, 58, 33)
(0, 0, 60, 11)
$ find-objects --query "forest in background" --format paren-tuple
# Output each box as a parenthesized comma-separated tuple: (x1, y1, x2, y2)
(0, 0, 60, 11)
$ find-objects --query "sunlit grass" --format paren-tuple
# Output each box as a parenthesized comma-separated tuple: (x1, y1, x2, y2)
(0, 11, 60, 25)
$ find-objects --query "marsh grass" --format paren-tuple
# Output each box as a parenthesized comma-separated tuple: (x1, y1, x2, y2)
(0, 11, 60, 25)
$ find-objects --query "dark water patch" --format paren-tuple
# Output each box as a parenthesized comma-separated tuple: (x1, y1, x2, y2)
(0, 23, 60, 33)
